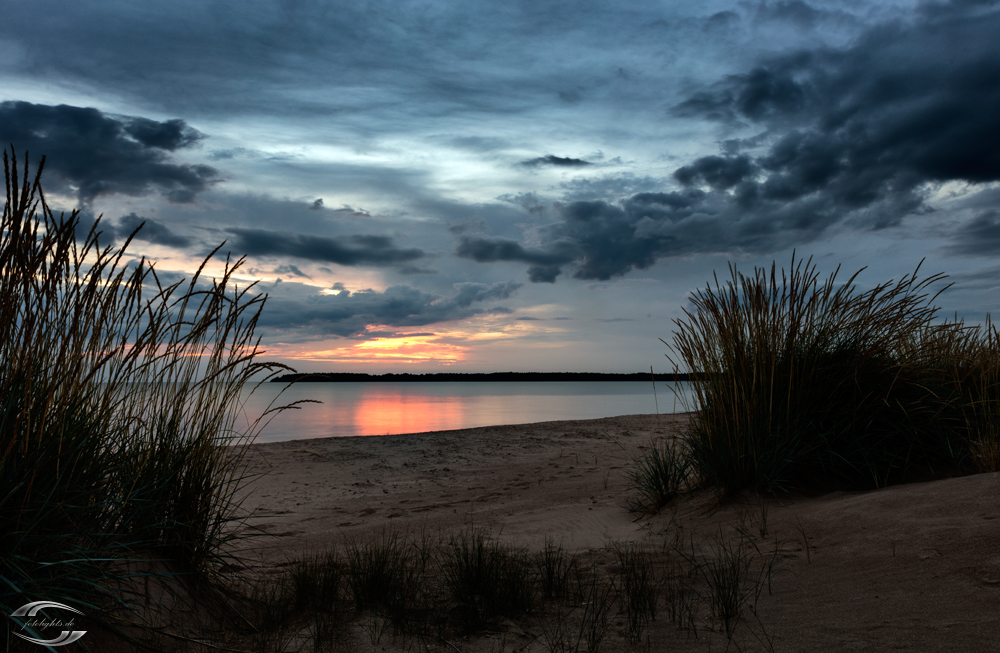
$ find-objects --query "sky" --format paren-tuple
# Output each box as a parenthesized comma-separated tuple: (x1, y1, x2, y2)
(2, 0, 999, 373)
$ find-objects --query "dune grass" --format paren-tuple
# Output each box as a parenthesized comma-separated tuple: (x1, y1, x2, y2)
(218, 517, 789, 649)
(344, 529, 422, 620)
(443, 527, 535, 629)
(535, 537, 575, 601)
(656, 253, 1000, 496)
(609, 541, 658, 642)
(0, 149, 293, 645)
(627, 436, 690, 513)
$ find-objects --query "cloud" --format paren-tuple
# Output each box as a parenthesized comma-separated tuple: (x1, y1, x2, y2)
(673, 4, 1000, 188)
(0, 101, 219, 203)
(259, 280, 522, 337)
(123, 117, 203, 151)
(947, 210, 1000, 256)
(224, 228, 425, 267)
(752, 1, 836, 30)
(70, 211, 190, 249)
(673, 155, 754, 191)
(273, 264, 312, 278)
(460, 2, 1000, 282)
(455, 235, 576, 283)
(328, 205, 375, 219)
(521, 155, 593, 168)
(117, 212, 192, 248)
(556, 173, 664, 202)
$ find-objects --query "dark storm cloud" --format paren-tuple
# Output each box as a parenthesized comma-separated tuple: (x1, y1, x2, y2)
(673, 155, 754, 190)
(672, 66, 808, 123)
(117, 212, 192, 248)
(123, 117, 203, 151)
(225, 228, 425, 267)
(260, 280, 521, 337)
(455, 236, 576, 283)
(673, 3, 1000, 187)
(455, 236, 570, 266)
(465, 1, 1000, 282)
(457, 189, 735, 282)
(0, 102, 219, 204)
(521, 155, 593, 168)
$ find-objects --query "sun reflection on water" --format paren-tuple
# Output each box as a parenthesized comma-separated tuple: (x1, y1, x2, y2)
(351, 390, 467, 436)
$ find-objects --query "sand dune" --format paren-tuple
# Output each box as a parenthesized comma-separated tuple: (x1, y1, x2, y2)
(236, 413, 1000, 652)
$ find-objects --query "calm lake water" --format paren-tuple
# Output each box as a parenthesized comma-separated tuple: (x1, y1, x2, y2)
(238, 381, 695, 443)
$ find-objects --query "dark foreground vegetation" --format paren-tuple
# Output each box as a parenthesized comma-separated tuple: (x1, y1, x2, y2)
(4, 146, 999, 651)
(656, 255, 1000, 497)
(191, 521, 781, 653)
(0, 150, 296, 650)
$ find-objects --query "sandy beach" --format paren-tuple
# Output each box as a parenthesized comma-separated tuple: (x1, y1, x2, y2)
(235, 413, 1000, 652)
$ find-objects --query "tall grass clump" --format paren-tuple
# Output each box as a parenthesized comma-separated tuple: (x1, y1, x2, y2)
(627, 437, 690, 513)
(668, 253, 1000, 494)
(344, 530, 421, 620)
(692, 531, 773, 641)
(443, 528, 534, 629)
(290, 549, 343, 613)
(609, 541, 658, 642)
(946, 317, 1000, 471)
(0, 150, 291, 636)
(535, 537, 575, 600)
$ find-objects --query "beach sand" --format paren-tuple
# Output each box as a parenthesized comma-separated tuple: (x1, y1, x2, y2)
(235, 413, 1000, 652)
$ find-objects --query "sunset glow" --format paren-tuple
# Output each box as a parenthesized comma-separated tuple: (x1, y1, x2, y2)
(273, 333, 468, 365)
(353, 335, 467, 361)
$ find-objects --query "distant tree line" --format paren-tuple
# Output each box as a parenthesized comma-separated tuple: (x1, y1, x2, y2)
(271, 371, 698, 383)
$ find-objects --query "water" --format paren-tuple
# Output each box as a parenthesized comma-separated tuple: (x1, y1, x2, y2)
(238, 381, 695, 442)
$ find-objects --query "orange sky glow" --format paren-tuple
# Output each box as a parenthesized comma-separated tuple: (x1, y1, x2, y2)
(265, 317, 567, 368)
(272, 332, 469, 365)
